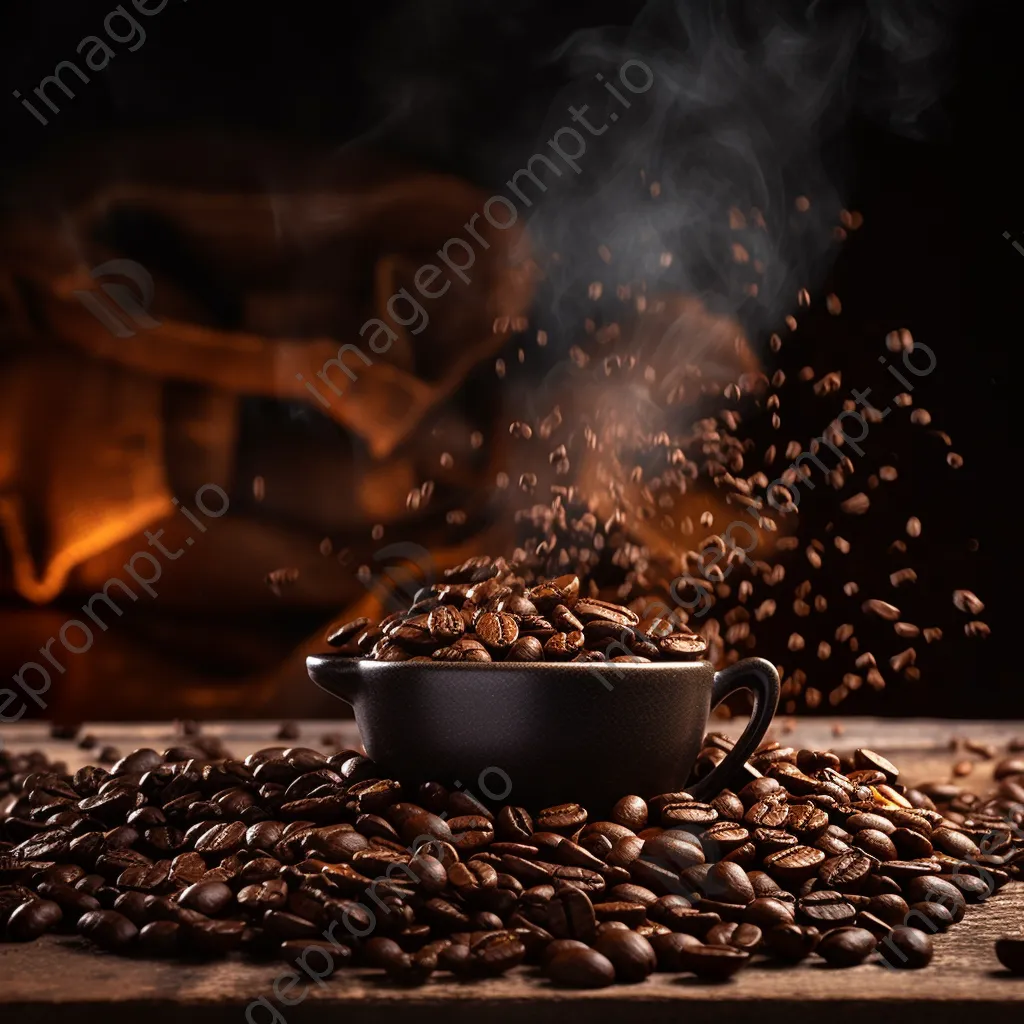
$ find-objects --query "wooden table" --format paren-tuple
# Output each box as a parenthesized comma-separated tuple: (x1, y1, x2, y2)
(3, 717, 1023, 1024)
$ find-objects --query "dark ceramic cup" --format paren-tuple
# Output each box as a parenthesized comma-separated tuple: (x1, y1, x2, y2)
(306, 655, 779, 810)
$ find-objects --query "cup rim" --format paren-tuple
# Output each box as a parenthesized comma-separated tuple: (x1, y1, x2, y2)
(308, 652, 710, 671)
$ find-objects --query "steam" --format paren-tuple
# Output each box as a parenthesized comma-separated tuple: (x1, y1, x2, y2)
(525, 0, 964, 343)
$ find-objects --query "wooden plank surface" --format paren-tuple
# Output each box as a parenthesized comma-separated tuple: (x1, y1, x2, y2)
(2, 718, 1024, 1024)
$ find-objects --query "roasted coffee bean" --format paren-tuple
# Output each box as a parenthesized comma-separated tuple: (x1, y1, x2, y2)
(818, 850, 875, 891)
(891, 828, 934, 859)
(607, 883, 658, 907)
(930, 826, 981, 860)
(907, 901, 954, 932)
(938, 872, 991, 902)
(753, 828, 799, 858)
(113, 891, 150, 926)
(38, 864, 85, 887)
(397, 811, 452, 846)
(326, 617, 370, 648)
(706, 921, 762, 952)
(700, 822, 751, 860)
(6, 898, 62, 940)
(628, 859, 687, 896)
(676, 942, 750, 979)
(463, 930, 526, 976)
(876, 859, 943, 882)
(505, 636, 544, 662)
(797, 750, 841, 773)
(546, 946, 616, 988)
(880, 926, 933, 969)
(745, 801, 789, 828)
(388, 613, 437, 649)
(764, 845, 825, 883)
(846, 813, 896, 835)
(797, 891, 857, 928)
(543, 631, 584, 659)
(537, 938, 587, 970)
(704, 862, 754, 904)
(448, 815, 495, 854)
(178, 880, 234, 915)
(491, 806, 532, 845)
(867, 893, 910, 926)
(528, 575, 581, 612)
(996, 936, 1024, 974)
(854, 749, 899, 782)
(747, 871, 789, 901)
(817, 926, 877, 967)
(426, 605, 466, 643)
(809, 828, 848, 859)
(744, 897, 795, 929)
(448, 860, 498, 897)
(433, 640, 492, 662)
(238, 879, 288, 912)
(710, 791, 746, 821)
(648, 931, 703, 970)
(542, 886, 592, 944)
(137, 919, 182, 957)
(551, 604, 584, 632)
(785, 804, 829, 841)
(852, 829, 898, 861)
(643, 834, 705, 874)
(475, 612, 519, 651)
(554, 865, 605, 895)
(186, 917, 247, 956)
(611, 796, 648, 832)
(573, 597, 635, 625)
(36, 882, 100, 921)
(536, 803, 587, 834)
(592, 928, 657, 982)
(658, 633, 708, 659)
(765, 923, 820, 961)
(662, 802, 718, 827)
(78, 909, 138, 951)
(371, 640, 413, 661)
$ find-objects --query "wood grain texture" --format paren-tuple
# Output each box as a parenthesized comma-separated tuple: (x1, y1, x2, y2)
(2, 717, 1023, 1023)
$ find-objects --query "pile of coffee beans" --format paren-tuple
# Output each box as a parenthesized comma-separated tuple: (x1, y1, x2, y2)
(327, 561, 706, 663)
(2, 737, 1022, 986)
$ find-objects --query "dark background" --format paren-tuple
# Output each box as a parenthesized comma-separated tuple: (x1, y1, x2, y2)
(0, 0, 1019, 716)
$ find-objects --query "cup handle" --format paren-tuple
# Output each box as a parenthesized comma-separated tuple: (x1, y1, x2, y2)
(687, 657, 780, 801)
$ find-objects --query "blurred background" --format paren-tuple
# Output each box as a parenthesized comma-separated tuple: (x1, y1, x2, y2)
(0, 0, 1018, 721)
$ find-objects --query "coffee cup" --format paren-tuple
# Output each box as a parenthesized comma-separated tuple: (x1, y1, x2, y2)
(307, 654, 779, 808)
